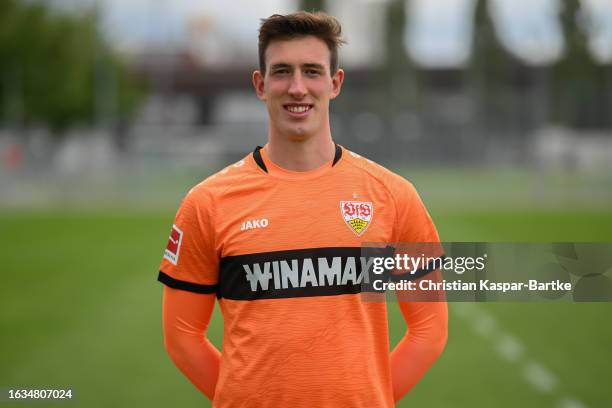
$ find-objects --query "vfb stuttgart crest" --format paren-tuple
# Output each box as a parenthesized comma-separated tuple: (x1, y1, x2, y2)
(341, 201, 373, 236)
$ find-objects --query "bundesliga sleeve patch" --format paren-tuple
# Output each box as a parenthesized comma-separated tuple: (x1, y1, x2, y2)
(164, 224, 183, 265)
(341, 201, 373, 236)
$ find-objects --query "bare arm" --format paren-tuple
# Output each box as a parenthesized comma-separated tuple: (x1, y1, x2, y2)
(162, 286, 221, 399)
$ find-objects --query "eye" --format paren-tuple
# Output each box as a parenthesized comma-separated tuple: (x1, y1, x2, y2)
(305, 69, 321, 77)
(272, 68, 289, 75)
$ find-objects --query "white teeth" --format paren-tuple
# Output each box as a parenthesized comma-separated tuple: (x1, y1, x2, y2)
(287, 105, 310, 113)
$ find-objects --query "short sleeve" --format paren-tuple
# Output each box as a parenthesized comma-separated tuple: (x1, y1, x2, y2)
(158, 188, 219, 294)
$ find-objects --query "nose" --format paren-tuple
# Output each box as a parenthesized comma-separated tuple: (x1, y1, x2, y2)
(288, 72, 307, 99)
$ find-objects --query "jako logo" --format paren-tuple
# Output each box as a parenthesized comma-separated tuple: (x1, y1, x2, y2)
(241, 218, 269, 231)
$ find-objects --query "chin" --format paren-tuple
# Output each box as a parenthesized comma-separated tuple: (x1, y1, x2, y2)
(284, 126, 313, 142)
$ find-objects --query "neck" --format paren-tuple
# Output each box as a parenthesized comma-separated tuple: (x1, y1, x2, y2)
(266, 130, 335, 172)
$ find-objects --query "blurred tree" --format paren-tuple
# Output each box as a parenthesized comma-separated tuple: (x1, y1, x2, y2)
(470, 0, 512, 131)
(385, 0, 413, 106)
(300, 0, 325, 12)
(384, 0, 428, 161)
(0, 0, 144, 134)
(552, 0, 610, 129)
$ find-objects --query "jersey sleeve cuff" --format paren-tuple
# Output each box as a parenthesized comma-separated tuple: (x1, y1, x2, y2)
(158, 271, 218, 294)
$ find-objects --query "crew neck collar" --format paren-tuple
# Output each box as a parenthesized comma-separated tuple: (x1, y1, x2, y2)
(252, 144, 343, 180)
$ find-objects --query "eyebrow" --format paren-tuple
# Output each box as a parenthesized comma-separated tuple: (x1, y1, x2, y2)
(270, 63, 291, 71)
(269, 63, 325, 71)
(302, 63, 325, 71)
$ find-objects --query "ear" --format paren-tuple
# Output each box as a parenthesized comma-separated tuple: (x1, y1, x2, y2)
(330, 68, 344, 100)
(252, 70, 266, 101)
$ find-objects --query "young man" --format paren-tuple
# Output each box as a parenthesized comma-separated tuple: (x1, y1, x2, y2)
(159, 11, 447, 408)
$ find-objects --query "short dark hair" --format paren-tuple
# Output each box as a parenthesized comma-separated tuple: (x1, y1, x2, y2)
(258, 11, 346, 76)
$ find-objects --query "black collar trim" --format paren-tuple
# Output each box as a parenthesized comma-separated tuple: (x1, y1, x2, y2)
(252, 144, 343, 173)
(332, 143, 342, 166)
(253, 146, 268, 173)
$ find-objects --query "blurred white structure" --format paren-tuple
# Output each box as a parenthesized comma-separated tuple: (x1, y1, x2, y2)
(582, 0, 612, 63)
(406, 0, 476, 68)
(186, 0, 298, 68)
(534, 127, 612, 172)
(326, 0, 389, 67)
(489, 0, 564, 65)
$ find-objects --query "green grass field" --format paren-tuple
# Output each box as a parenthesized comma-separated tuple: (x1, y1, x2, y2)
(2, 208, 612, 407)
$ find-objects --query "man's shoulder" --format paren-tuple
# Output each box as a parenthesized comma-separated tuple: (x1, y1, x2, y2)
(186, 153, 259, 201)
(341, 146, 415, 193)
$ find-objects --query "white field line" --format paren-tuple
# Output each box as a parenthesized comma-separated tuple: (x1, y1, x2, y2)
(496, 333, 524, 363)
(451, 303, 588, 408)
(523, 361, 558, 394)
(557, 397, 588, 408)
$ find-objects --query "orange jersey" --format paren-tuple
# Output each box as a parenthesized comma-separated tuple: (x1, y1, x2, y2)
(158, 145, 440, 408)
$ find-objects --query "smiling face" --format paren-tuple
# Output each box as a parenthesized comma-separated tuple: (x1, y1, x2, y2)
(253, 35, 344, 142)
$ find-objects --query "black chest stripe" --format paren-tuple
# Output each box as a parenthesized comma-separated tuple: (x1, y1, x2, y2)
(218, 246, 396, 300)
(157, 249, 443, 298)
